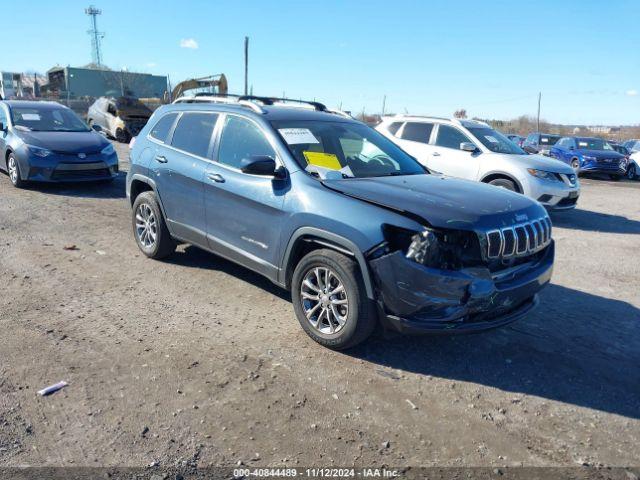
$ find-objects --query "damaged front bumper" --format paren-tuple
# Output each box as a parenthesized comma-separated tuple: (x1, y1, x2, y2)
(369, 241, 554, 334)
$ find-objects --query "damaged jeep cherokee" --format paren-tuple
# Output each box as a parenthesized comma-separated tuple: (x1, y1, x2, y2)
(126, 97, 554, 350)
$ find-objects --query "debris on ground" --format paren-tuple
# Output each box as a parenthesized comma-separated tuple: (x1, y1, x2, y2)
(37, 381, 68, 396)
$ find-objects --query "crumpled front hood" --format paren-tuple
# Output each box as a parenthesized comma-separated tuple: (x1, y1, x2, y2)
(498, 153, 574, 173)
(322, 174, 547, 231)
(16, 130, 108, 154)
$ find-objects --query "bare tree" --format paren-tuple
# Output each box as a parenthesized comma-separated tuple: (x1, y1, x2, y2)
(453, 109, 467, 119)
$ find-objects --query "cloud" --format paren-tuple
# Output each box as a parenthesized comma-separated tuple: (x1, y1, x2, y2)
(626, 89, 638, 97)
(180, 38, 199, 49)
(146, 62, 157, 68)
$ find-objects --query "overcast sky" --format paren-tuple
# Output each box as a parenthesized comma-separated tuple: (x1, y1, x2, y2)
(4, 0, 639, 125)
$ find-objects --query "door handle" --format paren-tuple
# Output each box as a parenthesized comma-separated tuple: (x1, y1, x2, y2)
(432, 152, 441, 157)
(207, 173, 225, 183)
(155, 155, 168, 163)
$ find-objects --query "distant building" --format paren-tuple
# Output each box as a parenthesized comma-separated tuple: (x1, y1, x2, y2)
(44, 66, 168, 99)
(0, 71, 46, 99)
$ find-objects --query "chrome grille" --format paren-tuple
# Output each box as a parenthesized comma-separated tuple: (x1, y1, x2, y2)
(486, 216, 552, 259)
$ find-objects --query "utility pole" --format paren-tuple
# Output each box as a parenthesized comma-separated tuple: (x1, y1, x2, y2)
(536, 92, 541, 132)
(85, 6, 104, 67)
(382, 95, 386, 116)
(244, 36, 249, 96)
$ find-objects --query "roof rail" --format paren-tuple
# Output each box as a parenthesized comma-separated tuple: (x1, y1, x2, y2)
(238, 95, 328, 112)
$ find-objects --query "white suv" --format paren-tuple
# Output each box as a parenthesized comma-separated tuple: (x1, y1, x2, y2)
(377, 116, 580, 210)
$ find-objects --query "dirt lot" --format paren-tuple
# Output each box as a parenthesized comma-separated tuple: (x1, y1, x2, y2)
(1, 141, 639, 471)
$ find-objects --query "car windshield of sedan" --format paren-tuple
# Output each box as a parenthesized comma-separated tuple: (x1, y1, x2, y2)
(11, 106, 90, 132)
(467, 127, 526, 154)
(576, 138, 613, 151)
(272, 120, 425, 179)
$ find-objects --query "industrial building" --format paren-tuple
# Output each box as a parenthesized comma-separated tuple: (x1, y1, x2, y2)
(44, 66, 169, 99)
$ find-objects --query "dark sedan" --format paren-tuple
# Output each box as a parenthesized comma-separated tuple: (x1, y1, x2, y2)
(0, 100, 118, 188)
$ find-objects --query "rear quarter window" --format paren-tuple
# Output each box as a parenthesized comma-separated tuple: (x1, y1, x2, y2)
(170, 112, 218, 158)
(149, 112, 179, 143)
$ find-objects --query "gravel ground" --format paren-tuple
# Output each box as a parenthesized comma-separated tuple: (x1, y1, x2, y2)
(0, 141, 638, 470)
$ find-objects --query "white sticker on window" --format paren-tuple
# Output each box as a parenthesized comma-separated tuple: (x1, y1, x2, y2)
(541, 138, 549, 143)
(22, 113, 41, 121)
(485, 135, 499, 143)
(278, 128, 319, 145)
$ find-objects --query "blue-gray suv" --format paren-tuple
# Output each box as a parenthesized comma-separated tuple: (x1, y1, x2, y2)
(126, 96, 555, 350)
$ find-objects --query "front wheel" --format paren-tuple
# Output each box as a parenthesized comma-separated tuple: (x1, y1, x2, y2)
(488, 178, 517, 192)
(291, 249, 376, 350)
(627, 164, 637, 180)
(132, 191, 176, 259)
(571, 158, 580, 170)
(7, 153, 26, 188)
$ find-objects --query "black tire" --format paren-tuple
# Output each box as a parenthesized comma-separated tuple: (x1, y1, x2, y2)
(488, 178, 517, 192)
(6, 153, 26, 188)
(291, 249, 376, 350)
(131, 191, 176, 259)
(627, 164, 637, 180)
(609, 175, 621, 181)
(571, 158, 580, 170)
(115, 128, 130, 143)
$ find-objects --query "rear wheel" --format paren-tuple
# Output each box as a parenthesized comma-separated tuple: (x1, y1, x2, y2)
(609, 174, 621, 181)
(488, 178, 517, 192)
(291, 249, 376, 350)
(7, 153, 26, 188)
(115, 128, 130, 143)
(627, 164, 637, 180)
(571, 158, 580, 170)
(132, 191, 176, 259)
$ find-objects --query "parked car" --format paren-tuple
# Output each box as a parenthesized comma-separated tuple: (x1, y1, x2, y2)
(522, 133, 561, 156)
(127, 98, 555, 350)
(376, 116, 579, 210)
(622, 139, 640, 153)
(549, 137, 626, 180)
(0, 100, 118, 188)
(88, 96, 152, 143)
(506, 134, 524, 147)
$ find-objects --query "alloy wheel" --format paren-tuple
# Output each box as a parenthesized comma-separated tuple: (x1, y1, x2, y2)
(571, 159, 580, 170)
(628, 165, 636, 180)
(135, 203, 157, 249)
(8, 157, 18, 184)
(300, 266, 349, 334)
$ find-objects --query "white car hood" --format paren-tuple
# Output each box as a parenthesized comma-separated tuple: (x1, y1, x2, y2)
(492, 153, 574, 174)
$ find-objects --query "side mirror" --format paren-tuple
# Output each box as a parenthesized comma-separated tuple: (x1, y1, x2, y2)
(569, 146, 574, 150)
(0, 122, 5, 132)
(460, 142, 477, 152)
(240, 156, 285, 178)
(92, 124, 102, 132)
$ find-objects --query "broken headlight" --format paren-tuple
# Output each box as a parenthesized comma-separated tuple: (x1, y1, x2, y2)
(406, 229, 440, 266)
(377, 225, 484, 270)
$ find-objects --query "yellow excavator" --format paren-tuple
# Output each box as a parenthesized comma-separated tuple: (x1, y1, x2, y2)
(165, 74, 228, 103)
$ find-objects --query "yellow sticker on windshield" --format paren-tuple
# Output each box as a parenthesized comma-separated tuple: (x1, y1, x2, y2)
(303, 151, 342, 170)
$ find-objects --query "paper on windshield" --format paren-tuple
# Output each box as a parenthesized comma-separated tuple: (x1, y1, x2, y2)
(21, 113, 41, 121)
(279, 128, 319, 145)
(303, 151, 342, 170)
(484, 135, 499, 143)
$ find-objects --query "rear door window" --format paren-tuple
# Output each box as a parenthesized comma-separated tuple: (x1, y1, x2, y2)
(401, 122, 434, 144)
(149, 113, 178, 143)
(434, 125, 471, 149)
(171, 112, 218, 158)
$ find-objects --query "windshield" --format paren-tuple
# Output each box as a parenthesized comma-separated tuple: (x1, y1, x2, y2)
(467, 127, 526, 154)
(272, 120, 425, 178)
(11, 106, 89, 132)
(576, 138, 613, 151)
